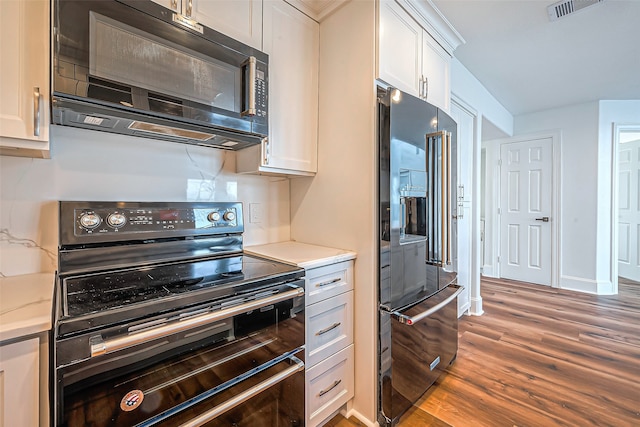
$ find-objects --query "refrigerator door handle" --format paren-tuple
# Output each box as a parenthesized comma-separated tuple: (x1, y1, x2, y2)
(390, 285, 463, 325)
(445, 130, 453, 265)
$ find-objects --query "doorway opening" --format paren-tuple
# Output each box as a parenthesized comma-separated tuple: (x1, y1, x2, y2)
(615, 125, 640, 286)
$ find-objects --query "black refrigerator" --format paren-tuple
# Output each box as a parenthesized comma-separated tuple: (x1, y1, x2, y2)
(377, 87, 463, 427)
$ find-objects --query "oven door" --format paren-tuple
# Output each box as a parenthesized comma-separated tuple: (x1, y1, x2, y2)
(52, 0, 268, 144)
(54, 280, 304, 427)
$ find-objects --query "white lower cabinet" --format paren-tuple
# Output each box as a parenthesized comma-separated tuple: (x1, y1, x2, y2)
(306, 344, 355, 427)
(243, 242, 356, 426)
(305, 260, 355, 427)
(0, 337, 40, 427)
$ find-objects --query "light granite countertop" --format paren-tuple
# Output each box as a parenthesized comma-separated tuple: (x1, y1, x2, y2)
(245, 241, 356, 269)
(0, 273, 55, 343)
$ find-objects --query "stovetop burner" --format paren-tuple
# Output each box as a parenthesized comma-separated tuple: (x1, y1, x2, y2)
(62, 254, 299, 317)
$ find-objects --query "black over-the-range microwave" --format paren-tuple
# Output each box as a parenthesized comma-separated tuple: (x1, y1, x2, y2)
(52, 0, 268, 150)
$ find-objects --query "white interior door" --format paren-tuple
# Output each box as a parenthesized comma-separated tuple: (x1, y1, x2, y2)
(618, 138, 640, 282)
(500, 138, 552, 285)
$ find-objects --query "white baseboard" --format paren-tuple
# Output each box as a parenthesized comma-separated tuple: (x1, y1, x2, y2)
(481, 265, 496, 278)
(559, 275, 616, 295)
(344, 408, 379, 427)
(469, 295, 484, 316)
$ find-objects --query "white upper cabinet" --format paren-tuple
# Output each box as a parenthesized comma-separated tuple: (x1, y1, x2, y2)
(237, 0, 319, 176)
(151, 0, 263, 49)
(421, 30, 451, 111)
(377, 0, 453, 111)
(0, 0, 50, 158)
(378, 0, 423, 97)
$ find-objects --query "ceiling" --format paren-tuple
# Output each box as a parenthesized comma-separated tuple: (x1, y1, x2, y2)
(431, 0, 640, 116)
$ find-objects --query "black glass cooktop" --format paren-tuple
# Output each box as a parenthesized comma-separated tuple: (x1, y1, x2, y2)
(62, 254, 302, 318)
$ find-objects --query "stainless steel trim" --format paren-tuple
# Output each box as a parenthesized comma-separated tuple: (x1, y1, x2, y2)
(445, 131, 453, 265)
(90, 286, 304, 357)
(315, 322, 341, 336)
(242, 56, 257, 117)
(33, 87, 41, 137)
(318, 379, 342, 397)
(400, 196, 407, 238)
(429, 356, 440, 371)
(391, 286, 463, 325)
(440, 130, 447, 266)
(186, 0, 193, 17)
(315, 277, 341, 288)
(424, 76, 429, 100)
(263, 137, 270, 165)
(178, 356, 305, 427)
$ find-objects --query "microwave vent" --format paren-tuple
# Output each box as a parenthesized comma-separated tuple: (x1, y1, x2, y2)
(547, 0, 605, 21)
(128, 121, 215, 141)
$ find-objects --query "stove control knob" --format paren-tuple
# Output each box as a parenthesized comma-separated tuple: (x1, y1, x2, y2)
(223, 211, 236, 221)
(79, 213, 101, 229)
(207, 211, 221, 222)
(107, 213, 127, 228)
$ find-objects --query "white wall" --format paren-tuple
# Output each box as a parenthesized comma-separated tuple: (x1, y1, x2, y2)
(510, 102, 601, 293)
(290, 1, 378, 423)
(449, 58, 513, 315)
(0, 126, 291, 278)
(451, 58, 513, 138)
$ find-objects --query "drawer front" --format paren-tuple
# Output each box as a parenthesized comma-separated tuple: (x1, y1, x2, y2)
(306, 344, 354, 427)
(306, 260, 354, 306)
(306, 291, 353, 367)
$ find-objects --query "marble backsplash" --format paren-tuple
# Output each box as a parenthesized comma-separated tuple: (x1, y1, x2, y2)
(0, 126, 291, 278)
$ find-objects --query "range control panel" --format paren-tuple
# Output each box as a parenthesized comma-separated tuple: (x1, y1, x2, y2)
(60, 202, 243, 245)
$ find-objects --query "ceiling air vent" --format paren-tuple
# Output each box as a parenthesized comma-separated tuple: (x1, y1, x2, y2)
(547, 0, 605, 21)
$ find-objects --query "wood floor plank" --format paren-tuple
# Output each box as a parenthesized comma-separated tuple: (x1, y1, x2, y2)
(330, 277, 640, 427)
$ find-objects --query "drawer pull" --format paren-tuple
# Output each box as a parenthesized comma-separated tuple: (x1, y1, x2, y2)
(315, 278, 341, 288)
(316, 322, 341, 336)
(318, 379, 342, 397)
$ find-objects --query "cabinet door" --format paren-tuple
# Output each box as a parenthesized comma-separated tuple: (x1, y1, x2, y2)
(193, 0, 262, 49)
(422, 30, 451, 111)
(262, 0, 319, 173)
(149, 0, 180, 12)
(0, 0, 50, 157)
(0, 338, 40, 427)
(306, 291, 353, 367)
(377, 0, 422, 97)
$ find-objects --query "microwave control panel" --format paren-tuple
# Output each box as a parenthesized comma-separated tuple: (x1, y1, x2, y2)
(255, 65, 268, 118)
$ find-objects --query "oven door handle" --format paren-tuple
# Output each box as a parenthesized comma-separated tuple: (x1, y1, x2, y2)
(90, 286, 304, 357)
(177, 356, 305, 427)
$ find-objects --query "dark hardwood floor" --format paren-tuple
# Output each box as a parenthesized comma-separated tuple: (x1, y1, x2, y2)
(329, 277, 640, 426)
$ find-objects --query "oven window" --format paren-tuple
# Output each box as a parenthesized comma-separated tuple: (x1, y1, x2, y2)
(60, 304, 304, 426)
(89, 12, 240, 112)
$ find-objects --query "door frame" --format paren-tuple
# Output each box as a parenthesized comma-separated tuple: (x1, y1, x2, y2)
(451, 94, 483, 316)
(611, 123, 640, 292)
(493, 130, 561, 288)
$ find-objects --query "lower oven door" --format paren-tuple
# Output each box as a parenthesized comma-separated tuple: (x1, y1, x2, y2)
(55, 281, 305, 427)
(378, 284, 462, 426)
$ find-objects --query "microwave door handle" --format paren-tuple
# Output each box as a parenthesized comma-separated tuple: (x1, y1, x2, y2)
(242, 56, 257, 117)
